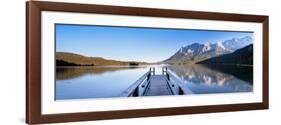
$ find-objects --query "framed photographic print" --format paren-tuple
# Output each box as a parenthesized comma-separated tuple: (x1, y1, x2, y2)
(26, 1, 269, 124)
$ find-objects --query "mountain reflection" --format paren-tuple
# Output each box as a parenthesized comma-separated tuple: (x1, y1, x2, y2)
(167, 64, 253, 93)
(56, 66, 146, 80)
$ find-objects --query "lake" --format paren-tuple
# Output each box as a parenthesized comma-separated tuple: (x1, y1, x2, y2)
(55, 64, 253, 100)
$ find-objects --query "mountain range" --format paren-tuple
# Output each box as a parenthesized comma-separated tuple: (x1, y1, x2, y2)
(164, 36, 253, 64)
(197, 44, 253, 65)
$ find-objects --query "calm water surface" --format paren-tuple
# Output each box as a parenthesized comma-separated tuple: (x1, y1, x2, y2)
(55, 64, 253, 100)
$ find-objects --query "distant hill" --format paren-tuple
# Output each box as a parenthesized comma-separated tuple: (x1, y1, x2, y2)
(56, 52, 148, 66)
(197, 44, 253, 65)
(56, 59, 87, 66)
(164, 36, 253, 64)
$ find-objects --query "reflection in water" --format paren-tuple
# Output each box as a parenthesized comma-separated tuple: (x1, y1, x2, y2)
(55, 66, 150, 100)
(56, 66, 146, 80)
(203, 65, 253, 83)
(167, 64, 253, 94)
(55, 64, 253, 100)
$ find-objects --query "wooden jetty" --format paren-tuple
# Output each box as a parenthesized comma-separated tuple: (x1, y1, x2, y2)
(121, 67, 193, 97)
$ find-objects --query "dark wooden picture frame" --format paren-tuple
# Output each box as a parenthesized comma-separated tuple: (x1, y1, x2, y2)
(26, 1, 269, 124)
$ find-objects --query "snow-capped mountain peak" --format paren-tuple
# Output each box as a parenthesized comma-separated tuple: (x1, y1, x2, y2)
(165, 36, 253, 62)
(202, 42, 212, 52)
(217, 41, 224, 48)
(187, 49, 194, 54)
(216, 41, 229, 51)
(222, 36, 253, 51)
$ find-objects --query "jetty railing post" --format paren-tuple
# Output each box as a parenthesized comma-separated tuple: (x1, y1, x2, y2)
(167, 73, 170, 80)
(147, 72, 151, 81)
(163, 67, 170, 80)
(132, 87, 139, 97)
(152, 67, 155, 75)
(162, 67, 168, 74)
(149, 67, 155, 75)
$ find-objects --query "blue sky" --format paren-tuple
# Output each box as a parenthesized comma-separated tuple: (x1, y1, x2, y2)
(56, 24, 253, 63)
